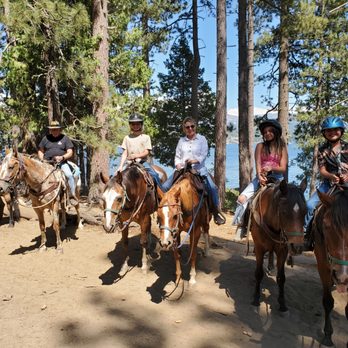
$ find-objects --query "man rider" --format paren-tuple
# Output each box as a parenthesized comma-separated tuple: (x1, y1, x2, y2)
(38, 121, 78, 206)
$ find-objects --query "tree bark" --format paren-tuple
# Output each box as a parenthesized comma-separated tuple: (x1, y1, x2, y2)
(247, 0, 255, 183)
(215, 0, 227, 205)
(142, 13, 151, 99)
(88, 0, 109, 202)
(238, 0, 250, 191)
(191, 0, 200, 122)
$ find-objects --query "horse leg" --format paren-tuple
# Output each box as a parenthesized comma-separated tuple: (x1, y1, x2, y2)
(139, 215, 151, 274)
(252, 243, 265, 307)
(315, 246, 335, 346)
(60, 200, 67, 231)
(35, 209, 47, 251)
(189, 227, 201, 285)
(7, 199, 15, 228)
(276, 247, 288, 313)
(52, 201, 63, 252)
(119, 227, 130, 276)
(0, 197, 4, 223)
(203, 230, 210, 257)
(75, 203, 83, 229)
(173, 248, 182, 285)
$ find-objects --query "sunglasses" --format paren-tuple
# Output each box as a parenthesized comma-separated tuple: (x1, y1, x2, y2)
(185, 125, 195, 130)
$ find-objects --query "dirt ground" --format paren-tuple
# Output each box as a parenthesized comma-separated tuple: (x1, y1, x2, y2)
(0, 204, 347, 348)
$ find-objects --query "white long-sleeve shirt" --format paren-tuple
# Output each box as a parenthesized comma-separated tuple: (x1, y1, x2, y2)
(174, 133, 208, 176)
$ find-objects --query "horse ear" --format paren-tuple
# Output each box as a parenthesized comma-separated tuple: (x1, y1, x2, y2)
(318, 190, 334, 206)
(299, 177, 307, 192)
(116, 171, 123, 184)
(279, 179, 288, 195)
(173, 187, 181, 201)
(5, 148, 10, 155)
(100, 172, 109, 185)
(13, 145, 18, 157)
(157, 187, 164, 201)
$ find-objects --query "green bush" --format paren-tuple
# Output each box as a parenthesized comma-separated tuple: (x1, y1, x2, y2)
(223, 188, 239, 213)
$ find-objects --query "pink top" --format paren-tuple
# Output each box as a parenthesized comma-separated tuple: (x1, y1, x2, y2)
(261, 152, 281, 169)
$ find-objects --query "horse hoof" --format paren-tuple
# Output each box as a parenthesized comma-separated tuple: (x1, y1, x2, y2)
(141, 267, 148, 275)
(56, 248, 63, 254)
(119, 264, 129, 276)
(321, 336, 334, 347)
(7, 223, 14, 228)
(189, 278, 196, 286)
(39, 246, 47, 252)
(279, 309, 289, 318)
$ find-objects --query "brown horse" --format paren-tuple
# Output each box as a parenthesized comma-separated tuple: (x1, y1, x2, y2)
(0, 149, 82, 251)
(156, 172, 211, 286)
(250, 179, 307, 312)
(101, 163, 167, 275)
(312, 188, 348, 347)
(0, 189, 20, 228)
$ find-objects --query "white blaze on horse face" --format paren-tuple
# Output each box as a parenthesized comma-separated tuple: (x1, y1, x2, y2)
(161, 206, 171, 243)
(0, 155, 10, 179)
(293, 202, 300, 213)
(103, 188, 121, 229)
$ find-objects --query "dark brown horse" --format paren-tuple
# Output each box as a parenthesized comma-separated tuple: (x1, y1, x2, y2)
(250, 179, 307, 312)
(101, 163, 167, 275)
(156, 172, 211, 286)
(312, 188, 348, 347)
(0, 188, 20, 228)
(0, 149, 82, 251)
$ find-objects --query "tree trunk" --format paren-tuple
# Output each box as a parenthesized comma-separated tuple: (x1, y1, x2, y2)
(247, 0, 254, 183)
(278, 0, 289, 143)
(238, 0, 249, 191)
(215, 0, 227, 205)
(88, 0, 109, 202)
(142, 13, 151, 99)
(191, 0, 200, 122)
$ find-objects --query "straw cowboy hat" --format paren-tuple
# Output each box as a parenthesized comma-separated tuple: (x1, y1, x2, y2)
(47, 120, 63, 129)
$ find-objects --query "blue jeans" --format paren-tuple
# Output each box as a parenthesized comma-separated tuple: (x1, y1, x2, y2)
(60, 162, 76, 196)
(232, 173, 284, 225)
(162, 171, 175, 192)
(142, 162, 165, 191)
(304, 180, 331, 230)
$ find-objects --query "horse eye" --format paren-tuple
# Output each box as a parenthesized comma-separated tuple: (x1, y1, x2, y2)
(8, 165, 14, 170)
(116, 197, 122, 202)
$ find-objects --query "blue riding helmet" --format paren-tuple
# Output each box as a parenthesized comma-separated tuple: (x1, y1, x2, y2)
(321, 116, 345, 133)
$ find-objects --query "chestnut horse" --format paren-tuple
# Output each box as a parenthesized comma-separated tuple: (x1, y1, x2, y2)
(0, 149, 82, 251)
(312, 188, 348, 347)
(101, 163, 167, 275)
(250, 179, 307, 312)
(156, 172, 211, 286)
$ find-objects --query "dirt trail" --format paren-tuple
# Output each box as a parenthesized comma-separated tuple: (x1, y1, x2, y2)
(0, 206, 347, 348)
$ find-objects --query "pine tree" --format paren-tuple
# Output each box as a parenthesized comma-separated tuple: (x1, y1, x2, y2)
(151, 36, 216, 166)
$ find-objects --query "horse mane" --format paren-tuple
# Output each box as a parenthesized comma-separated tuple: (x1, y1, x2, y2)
(120, 165, 144, 188)
(330, 190, 348, 231)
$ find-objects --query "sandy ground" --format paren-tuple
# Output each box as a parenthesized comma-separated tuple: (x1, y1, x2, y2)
(0, 204, 347, 348)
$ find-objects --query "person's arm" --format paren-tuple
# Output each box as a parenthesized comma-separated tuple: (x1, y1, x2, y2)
(116, 149, 128, 173)
(55, 148, 73, 163)
(255, 143, 267, 185)
(174, 139, 184, 170)
(319, 165, 340, 184)
(38, 148, 45, 161)
(127, 149, 149, 161)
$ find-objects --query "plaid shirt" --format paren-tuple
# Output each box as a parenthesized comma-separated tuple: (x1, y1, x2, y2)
(318, 140, 348, 175)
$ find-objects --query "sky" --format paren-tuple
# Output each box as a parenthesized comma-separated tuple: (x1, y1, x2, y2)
(151, 5, 281, 121)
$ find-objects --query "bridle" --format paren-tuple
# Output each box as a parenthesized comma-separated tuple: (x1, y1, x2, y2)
(158, 202, 183, 240)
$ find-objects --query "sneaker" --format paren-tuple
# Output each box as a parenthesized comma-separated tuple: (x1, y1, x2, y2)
(213, 212, 226, 225)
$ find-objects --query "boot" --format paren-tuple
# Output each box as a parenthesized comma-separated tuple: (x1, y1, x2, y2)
(303, 222, 314, 251)
(69, 195, 79, 207)
(213, 210, 226, 225)
(232, 202, 246, 225)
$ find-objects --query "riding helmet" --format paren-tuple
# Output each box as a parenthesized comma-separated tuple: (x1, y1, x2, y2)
(128, 114, 144, 123)
(321, 116, 345, 133)
(259, 119, 282, 136)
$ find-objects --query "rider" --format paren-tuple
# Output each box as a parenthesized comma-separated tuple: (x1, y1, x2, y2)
(232, 119, 288, 238)
(38, 120, 78, 206)
(116, 113, 164, 190)
(162, 117, 226, 225)
(304, 116, 348, 248)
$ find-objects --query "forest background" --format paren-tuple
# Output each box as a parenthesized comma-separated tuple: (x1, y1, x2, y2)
(0, 0, 347, 207)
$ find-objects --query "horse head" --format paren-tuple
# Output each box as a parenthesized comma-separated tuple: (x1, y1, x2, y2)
(101, 172, 125, 233)
(270, 178, 307, 247)
(318, 189, 348, 293)
(157, 187, 182, 250)
(0, 150, 23, 195)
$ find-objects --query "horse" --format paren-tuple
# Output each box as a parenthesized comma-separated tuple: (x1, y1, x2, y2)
(156, 171, 211, 286)
(312, 188, 348, 347)
(101, 163, 167, 275)
(0, 189, 20, 228)
(250, 179, 307, 312)
(0, 149, 82, 251)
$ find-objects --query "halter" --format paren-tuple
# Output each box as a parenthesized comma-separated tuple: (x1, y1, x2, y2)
(158, 203, 183, 238)
(328, 253, 348, 266)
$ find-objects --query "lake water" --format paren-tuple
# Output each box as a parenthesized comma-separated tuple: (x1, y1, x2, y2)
(110, 142, 302, 189)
